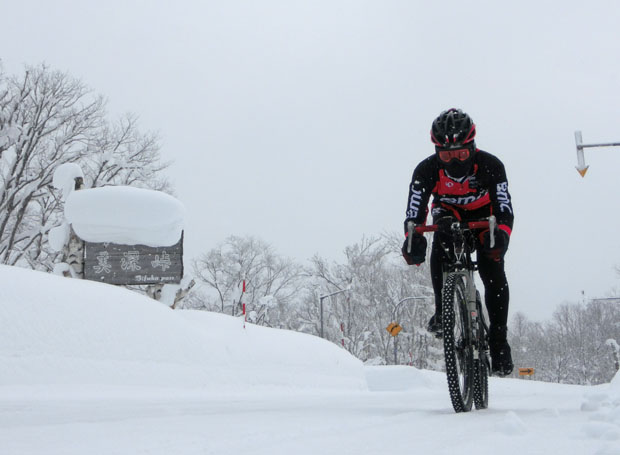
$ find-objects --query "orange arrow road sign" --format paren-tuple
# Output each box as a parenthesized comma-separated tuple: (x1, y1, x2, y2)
(386, 323, 402, 337)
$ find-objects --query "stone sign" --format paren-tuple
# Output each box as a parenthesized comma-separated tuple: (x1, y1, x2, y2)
(83, 236, 183, 285)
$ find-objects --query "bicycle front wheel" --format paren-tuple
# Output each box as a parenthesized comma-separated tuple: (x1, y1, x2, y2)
(442, 273, 474, 413)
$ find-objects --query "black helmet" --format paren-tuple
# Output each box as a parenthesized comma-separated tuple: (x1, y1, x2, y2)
(430, 108, 476, 148)
(431, 109, 477, 178)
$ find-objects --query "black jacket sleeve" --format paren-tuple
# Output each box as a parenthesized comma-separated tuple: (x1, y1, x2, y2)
(404, 155, 437, 234)
(476, 151, 514, 232)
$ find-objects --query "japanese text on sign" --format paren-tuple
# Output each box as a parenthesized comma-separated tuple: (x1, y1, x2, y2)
(84, 236, 183, 285)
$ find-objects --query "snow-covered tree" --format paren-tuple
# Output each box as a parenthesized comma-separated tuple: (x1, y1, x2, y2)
(0, 64, 103, 267)
(305, 235, 438, 366)
(0, 64, 170, 270)
(84, 113, 170, 192)
(192, 235, 305, 327)
(509, 299, 620, 385)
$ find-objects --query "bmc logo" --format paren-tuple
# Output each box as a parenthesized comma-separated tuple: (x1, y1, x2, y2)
(496, 182, 512, 214)
(407, 189, 423, 218)
(440, 194, 485, 206)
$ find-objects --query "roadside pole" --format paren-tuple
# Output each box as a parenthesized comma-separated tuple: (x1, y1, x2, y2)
(389, 296, 430, 365)
(319, 288, 350, 339)
(574, 131, 620, 177)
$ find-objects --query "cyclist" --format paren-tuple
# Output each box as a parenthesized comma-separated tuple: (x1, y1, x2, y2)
(402, 108, 514, 376)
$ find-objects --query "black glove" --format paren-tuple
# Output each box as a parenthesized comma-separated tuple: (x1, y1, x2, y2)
(402, 233, 427, 265)
(482, 228, 509, 261)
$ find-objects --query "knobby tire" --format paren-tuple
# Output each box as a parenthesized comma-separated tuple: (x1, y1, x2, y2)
(442, 273, 474, 413)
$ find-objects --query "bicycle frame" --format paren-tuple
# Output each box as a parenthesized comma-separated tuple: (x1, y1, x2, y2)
(406, 215, 495, 330)
(406, 216, 495, 412)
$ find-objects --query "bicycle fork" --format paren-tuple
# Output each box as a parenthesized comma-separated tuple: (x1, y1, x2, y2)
(460, 269, 483, 360)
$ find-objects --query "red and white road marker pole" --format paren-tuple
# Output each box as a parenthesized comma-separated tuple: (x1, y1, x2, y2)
(242, 280, 246, 329)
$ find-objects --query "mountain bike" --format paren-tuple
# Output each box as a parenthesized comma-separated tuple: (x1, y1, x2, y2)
(407, 216, 495, 413)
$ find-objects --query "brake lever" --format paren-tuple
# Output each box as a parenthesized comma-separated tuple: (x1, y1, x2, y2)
(488, 215, 496, 249)
(407, 221, 415, 253)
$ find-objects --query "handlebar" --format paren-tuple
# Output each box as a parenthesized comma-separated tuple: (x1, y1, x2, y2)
(406, 216, 496, 253)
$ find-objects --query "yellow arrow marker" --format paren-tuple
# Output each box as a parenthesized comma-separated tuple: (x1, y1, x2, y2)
(518, 367, 534, 376)
(576, 166, 589, 177)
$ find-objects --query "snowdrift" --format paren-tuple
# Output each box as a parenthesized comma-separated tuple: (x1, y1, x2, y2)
(0, 265, 366, 392)
(580, 369, 620, 441)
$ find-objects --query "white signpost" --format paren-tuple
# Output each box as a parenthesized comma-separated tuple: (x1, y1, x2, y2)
(574, 131, 620, 177)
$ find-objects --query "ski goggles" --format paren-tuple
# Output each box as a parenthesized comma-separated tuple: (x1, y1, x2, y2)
(436, 147, 471, 163)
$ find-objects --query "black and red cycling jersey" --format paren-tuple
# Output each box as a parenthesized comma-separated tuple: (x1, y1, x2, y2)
(404, 149, 514, 236)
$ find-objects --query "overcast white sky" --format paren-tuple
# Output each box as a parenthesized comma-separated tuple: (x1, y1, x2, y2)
(3, 0, 620, 320)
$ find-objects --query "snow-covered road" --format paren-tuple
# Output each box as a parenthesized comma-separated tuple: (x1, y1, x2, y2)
(1, 266, 618, 454)
(1, 368, 617, 455)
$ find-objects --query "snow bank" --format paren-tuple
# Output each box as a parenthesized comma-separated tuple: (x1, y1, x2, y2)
(0, 265, 365, 392)
(64, 186, 185, 247)
(581, 369, 620, 446)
